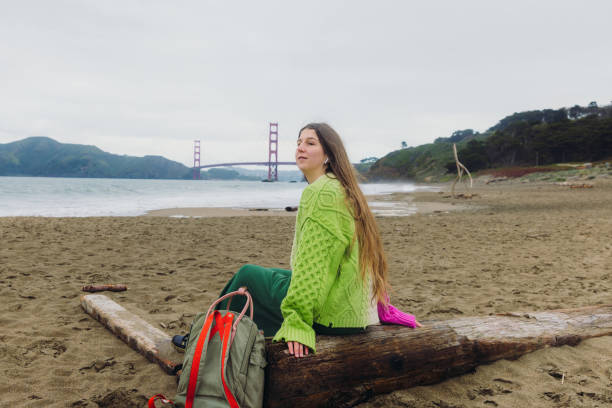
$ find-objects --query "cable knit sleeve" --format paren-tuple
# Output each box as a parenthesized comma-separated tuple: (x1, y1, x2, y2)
(272, 217, 340, 353)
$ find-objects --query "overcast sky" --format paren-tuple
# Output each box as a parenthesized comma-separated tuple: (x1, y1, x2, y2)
(1, 1, 611, 167)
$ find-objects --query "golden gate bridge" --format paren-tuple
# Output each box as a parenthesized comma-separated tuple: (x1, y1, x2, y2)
(192, 123, 295, 181)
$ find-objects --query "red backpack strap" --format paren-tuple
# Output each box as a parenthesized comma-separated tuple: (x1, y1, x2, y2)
(209, 309, 225, 340)
(148, 394, 174, 407)
(184, 289, 253, 408)
(219, 312, 240, 408)
(185, 310, 217, 408)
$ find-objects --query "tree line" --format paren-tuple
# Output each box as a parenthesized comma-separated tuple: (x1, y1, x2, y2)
(446, 103, 612, 172)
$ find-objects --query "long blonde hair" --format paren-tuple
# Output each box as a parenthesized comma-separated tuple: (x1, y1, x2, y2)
(299, 123, 389, 304)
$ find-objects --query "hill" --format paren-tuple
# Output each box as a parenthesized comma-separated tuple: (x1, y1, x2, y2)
(230, 167, 304, 182)
(199, 167, 260, 181)
(367, 102, 612, 181)
(367, 130, 487, 181)
(0, 137, 192, 179)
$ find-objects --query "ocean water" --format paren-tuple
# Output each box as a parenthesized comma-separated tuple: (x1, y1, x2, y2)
(0, 177, 431, 217)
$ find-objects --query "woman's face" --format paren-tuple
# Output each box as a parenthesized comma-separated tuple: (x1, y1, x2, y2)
(296, 128, 327, 176)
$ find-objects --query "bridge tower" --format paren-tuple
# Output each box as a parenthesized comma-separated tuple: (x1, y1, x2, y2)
(268, 122, 278, 181)
(193, 140, 201, 180)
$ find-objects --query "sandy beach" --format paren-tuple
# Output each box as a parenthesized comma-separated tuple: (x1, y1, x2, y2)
(1, 178, 611, 407)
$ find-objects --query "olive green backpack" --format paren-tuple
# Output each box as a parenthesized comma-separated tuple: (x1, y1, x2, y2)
(150, 288, 267, 408)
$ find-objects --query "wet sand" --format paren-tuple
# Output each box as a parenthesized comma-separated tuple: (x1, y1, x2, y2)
(0, 178, 611, 407)
(143, 192, 466, 218)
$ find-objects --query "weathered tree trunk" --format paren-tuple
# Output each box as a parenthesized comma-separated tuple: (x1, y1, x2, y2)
(80, 294, 182, 374)
(80, 295, 612, 408)
(264, 305, 612, 408)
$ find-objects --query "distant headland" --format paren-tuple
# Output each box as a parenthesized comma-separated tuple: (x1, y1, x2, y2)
(2, 101, 610, 181)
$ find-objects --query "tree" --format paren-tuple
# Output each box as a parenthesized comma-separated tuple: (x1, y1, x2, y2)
(401, 141, 408, 149)
(449, 129, 475, 143)
(360, 157, 378, 164)
(587, 101, 600, 116)
(460, 140, 489, 170)
(568, 105, 583, 120)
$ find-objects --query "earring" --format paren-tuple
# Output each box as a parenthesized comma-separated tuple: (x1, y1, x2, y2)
(324, 158, 329, 165)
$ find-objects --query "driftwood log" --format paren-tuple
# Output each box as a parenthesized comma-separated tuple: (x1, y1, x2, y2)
(265, 305, 612, 407)
(451, 143, 473, 198)
(80, 295, 612, 408)
(82, 284, 127, 293)
(80, 294, 182, 374)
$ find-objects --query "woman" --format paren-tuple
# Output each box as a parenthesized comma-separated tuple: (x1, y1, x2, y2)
(174, 123, 420, 357)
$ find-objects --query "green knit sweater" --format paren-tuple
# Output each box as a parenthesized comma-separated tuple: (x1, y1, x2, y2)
(272, 174, 370, 352)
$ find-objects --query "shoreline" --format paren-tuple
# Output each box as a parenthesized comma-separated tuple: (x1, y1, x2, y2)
(144, 191, 470, 218)
(0, 179, 433, 218)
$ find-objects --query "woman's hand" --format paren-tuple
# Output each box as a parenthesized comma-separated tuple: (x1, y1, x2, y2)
(287, 341, 309, 358)
(414, 320, 422, 328)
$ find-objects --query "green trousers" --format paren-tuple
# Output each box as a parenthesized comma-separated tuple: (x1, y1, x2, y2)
(217, 264, 365, 337)
(217, 265, 291, 337)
